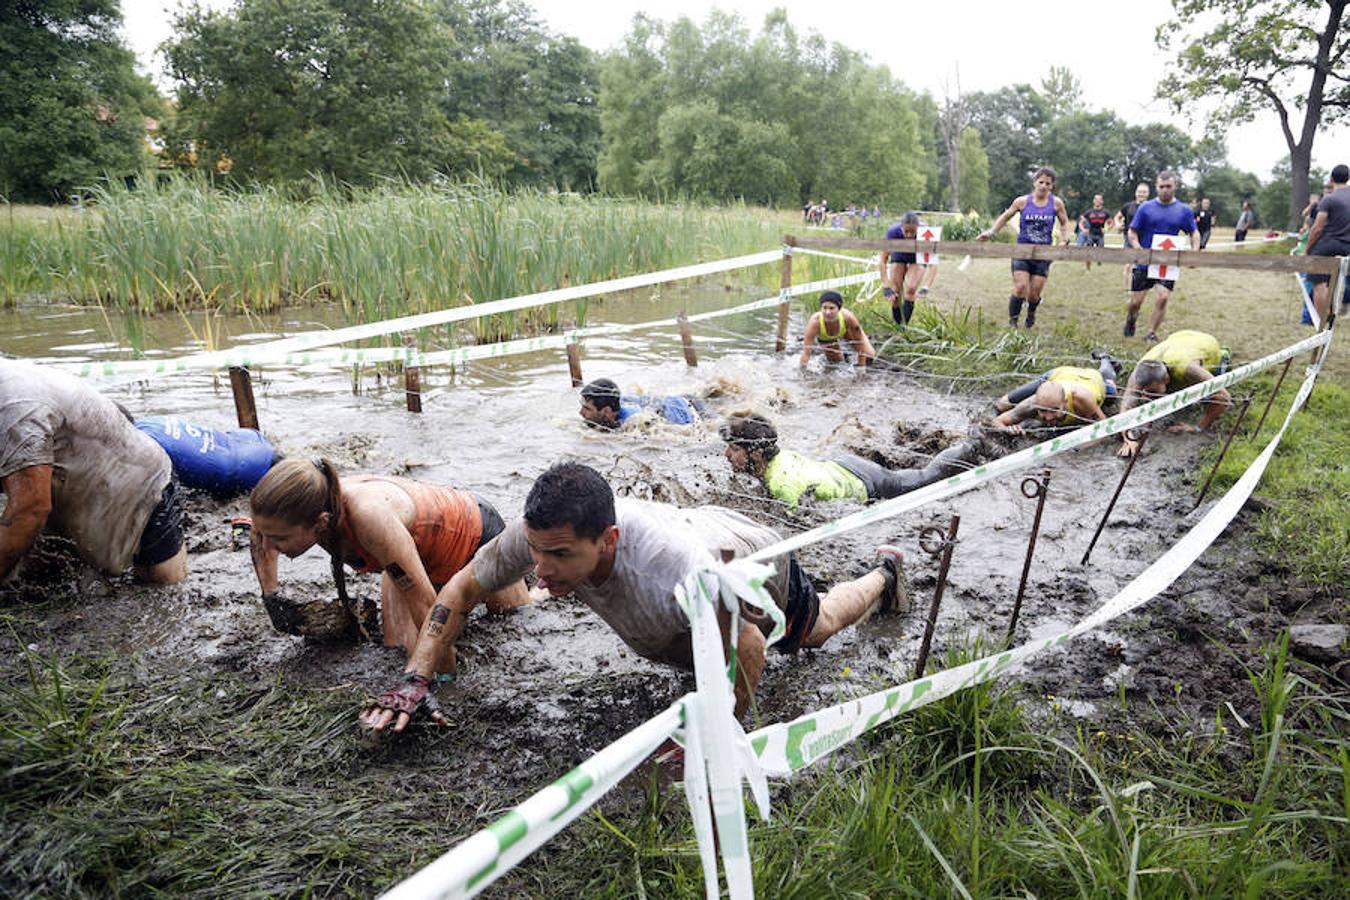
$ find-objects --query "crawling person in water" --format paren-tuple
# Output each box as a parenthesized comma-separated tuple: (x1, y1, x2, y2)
(578, 378, 712, 429)
(360, 462, 908, 733)
(248, 458, 528, 657)
(799, 290, 876, 369)
(1116, 330, 1232, 459)
(991, 351, 1123, 434)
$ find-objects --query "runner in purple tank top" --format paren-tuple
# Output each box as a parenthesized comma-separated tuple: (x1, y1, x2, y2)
(978, 167, 1071, 328)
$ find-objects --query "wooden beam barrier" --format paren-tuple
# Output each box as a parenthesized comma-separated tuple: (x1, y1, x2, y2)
(785, 234, 1343, 276)
(228, 365, 260, 430)
(402, 334, 422, 413)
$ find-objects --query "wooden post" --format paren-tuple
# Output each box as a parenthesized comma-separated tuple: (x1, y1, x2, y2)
(228, 366, 259, 430)
(775, 240, 794, 352)
(566, 342, 584, 387)
(678, 312, 698, 367)
(403, 334, 422, 413)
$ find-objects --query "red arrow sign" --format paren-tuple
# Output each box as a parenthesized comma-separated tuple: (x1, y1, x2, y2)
(1159, 264, 1169, 278)
(921, 229, 935, 240)
(1158, 237, 1176, 250)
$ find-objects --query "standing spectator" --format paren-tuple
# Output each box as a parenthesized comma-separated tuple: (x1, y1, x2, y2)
(1194, 197, 1215, 249)
(1125, 170, 1201, 342)
(977, 166, 1071, 329)
(1118, 183, 1150, 291)
(1234, 200, 1255, 243)
(1302, 163, 1350, 324)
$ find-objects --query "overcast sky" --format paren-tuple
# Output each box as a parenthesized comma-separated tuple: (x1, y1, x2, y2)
(119, 0, 1348, 181)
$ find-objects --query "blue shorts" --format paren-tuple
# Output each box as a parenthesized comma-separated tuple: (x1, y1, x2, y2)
(889, 252, 917, 265)
(1011, 258, 1052, 278)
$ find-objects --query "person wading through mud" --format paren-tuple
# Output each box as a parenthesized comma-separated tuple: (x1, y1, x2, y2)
(359, 462, 907, 733)
(248, 458, 528, 655)
(0, 359, 188, 585)
(799, 290, 876, 369)
(1124, 170, 1201, 343)
(719, 413, 981, 508)
(990, 352, 1122, 434)
(880, 212, 939, 326)
(978, 167, 1072, 329)
(578, 378, 711, 429)
(1116, 330, 1231, 459)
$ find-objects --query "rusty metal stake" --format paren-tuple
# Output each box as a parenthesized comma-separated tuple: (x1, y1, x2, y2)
(1081, 429, 1148, 566)
(914, 514, 960, 679)
(678, 311, 698, 367)
(1192, 394, 1254, 510)
(1250, 357, 1292, 440)
(1008, 471, 1051, 642)
(402, 333, 422, 413)
(228, 365, 259, 430)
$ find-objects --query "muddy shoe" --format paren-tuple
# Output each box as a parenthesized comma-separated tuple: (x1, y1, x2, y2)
(875, 545, 910, 615)
(1123, 313, 1137, 337)
(1090, 347, 1124, 377)
(1144, 330, 1159, 343)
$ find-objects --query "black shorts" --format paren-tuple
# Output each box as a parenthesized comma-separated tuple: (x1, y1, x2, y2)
(1131, 267, 1175, 293)
(474, 495, 506, 552)
(1306, 242, 1350, 284)
(775, 554, 821, 653)
(889, 252, 917, 265)
(1085, 233, 1105, 247)
(133, 478, 185, 567)
(1011, 258, 1052, 278)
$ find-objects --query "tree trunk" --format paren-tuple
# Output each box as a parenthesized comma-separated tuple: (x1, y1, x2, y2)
(946, 139, 961, 213)
(1286, 0, 1345, 231)
(1288, 145, 1312, 232)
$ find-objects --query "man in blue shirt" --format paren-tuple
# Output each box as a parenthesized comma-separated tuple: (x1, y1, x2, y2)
(1125, 170, 1200, 342)
(578, 378, 711, 429)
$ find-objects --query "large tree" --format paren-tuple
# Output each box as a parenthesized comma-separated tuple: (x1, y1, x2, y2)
(0, 0, 161, 202)
(1157, 0, 1350, 229)
(163, 0, 514, 185)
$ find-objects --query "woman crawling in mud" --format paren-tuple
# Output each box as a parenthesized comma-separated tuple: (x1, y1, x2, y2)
(247, 458, 529, 663)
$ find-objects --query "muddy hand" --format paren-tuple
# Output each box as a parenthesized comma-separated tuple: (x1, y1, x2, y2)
(1117, 441, 1139, 459)
(250, 527, 279, 593)
(360, 672, 448, 733)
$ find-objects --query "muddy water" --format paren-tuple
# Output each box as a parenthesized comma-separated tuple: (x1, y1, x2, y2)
(1, 282, 1326, 890)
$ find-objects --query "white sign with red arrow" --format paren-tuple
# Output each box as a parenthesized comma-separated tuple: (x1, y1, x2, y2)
(916, 225, 942, 265)
(1148, 233, 1183, 281)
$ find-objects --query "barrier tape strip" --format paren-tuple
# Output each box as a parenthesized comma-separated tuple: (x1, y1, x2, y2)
(381, 702, 685, 900)
(49, 250, 781, 380)
(747, 347, 1327, 774)
(739, 328, 1331, 564)
(55, 270, 876, 381)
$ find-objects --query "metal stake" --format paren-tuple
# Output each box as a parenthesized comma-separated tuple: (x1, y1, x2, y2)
(1192, 395, 1254, 510)
(1250, 357, 1292, 440)
(775, 240, 794, 352)
(1008, 472, 1051, 641)
(914, 514, 960, 679)
(1081, 429, 1148, 566)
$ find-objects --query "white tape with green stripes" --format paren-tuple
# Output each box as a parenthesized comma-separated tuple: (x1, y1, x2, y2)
(747, 345, 1327, 774)
(381, 701, 685, 900)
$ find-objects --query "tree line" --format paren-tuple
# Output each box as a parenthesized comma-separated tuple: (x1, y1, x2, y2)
(3, 1, 1344, 229)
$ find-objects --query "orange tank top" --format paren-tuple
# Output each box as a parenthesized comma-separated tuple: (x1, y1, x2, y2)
(338, 477, 484, 586)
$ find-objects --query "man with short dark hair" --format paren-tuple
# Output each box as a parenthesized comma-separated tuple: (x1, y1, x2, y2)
(1302, 163, 1350, 323)
(360, 463, 907, 732)
(1116, 330, 1231, 459)
(991, 351, 1121, 434)
(1125, 171, 1201, 342)
(578, 378, 709, 429)
(1, 359, 188, 584)
(719, 413, 979, 508)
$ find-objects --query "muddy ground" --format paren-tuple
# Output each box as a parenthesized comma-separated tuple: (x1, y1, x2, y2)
(2, 341, 1343, 895)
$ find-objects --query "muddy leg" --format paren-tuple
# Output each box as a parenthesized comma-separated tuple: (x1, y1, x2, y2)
(800, 569, 887, 648)
(483, 580, 532, 614)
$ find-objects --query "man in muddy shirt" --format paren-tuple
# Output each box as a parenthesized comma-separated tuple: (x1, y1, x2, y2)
(359, 462, 905, 733)
(0, 359, 187, 583)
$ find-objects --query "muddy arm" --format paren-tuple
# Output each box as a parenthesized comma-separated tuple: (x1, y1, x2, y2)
(0, 465, 52, 582)
(993, 398, 1038, 434)
(799, 316, 819, 367)
(344, 495, 439, 631)
(718, 605, 765, 719)
(846, 315, 874, 366)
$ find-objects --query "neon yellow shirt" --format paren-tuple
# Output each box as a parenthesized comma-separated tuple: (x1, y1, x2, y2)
(1142, 331, 1221, 381)
(762, 449, 868, 508)
(1047, 366, 1107, 412)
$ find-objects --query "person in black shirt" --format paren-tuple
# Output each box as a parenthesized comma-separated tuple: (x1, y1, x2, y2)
(1303, 163, 1350, 323)
(1083, 193, 1111, 269)
(1194, 197, 1214, 249)
(1117, 183, 1149, 291)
